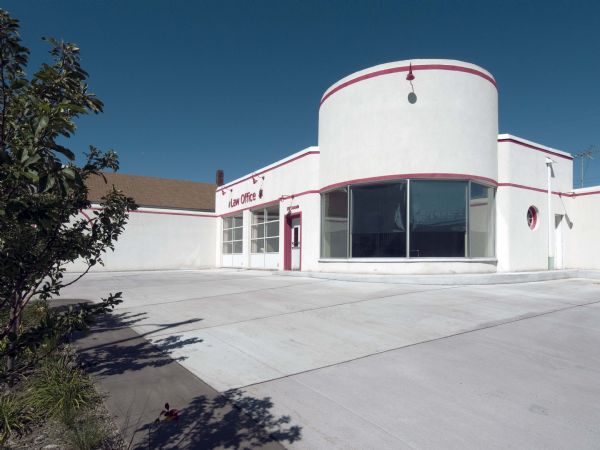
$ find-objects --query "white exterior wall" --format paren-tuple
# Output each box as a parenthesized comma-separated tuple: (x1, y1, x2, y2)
(318, 59, 498, 190)
(215, 148, 321, 270)
(60, 60, 600, 276)
(496, 136, 573, 272)
(315, 59, 499, 274)
(564, 188, 600, 270)
(70, 206, 216, 272)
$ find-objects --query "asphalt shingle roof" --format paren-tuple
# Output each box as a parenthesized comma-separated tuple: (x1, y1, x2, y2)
(86, 172, 216, 212)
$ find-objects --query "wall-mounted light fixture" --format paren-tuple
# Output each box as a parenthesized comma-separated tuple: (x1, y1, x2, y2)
(406, 62, 415, 81)
(406, 62, 417, 104)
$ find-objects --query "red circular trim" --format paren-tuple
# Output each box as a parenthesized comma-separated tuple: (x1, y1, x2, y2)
(527, 206, 538, 230)
(320, 64, 497, 108)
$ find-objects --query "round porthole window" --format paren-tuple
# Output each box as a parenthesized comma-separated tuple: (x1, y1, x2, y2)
(527, 206, 538, 230)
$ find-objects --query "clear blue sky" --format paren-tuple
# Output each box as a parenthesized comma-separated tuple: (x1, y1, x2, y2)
(3, 1, 600, 186)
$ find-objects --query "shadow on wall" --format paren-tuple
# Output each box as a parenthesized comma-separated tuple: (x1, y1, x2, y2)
(137, 389, 302, 450)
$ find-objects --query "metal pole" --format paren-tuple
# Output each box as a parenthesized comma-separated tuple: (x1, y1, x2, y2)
(546, 158, 554, 270)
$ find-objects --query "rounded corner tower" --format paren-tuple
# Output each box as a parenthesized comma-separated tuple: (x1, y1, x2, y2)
(316, 59, 499, 274)
(318, 59, 499, 190)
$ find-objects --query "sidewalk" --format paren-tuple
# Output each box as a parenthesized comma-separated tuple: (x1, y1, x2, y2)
(67, 302, 300, 449)
(277, 268, 600, 285)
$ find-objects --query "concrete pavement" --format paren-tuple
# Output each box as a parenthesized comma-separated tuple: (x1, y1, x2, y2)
(60, 269, 600, 449)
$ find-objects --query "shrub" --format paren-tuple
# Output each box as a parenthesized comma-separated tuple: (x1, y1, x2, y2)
(66, 414, 108, 450)
(27, 348, 97, 426)
(0, 391, 34, 444)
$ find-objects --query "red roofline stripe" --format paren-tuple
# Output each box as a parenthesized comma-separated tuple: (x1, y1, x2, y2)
(497, 182, 564, 196)
(217, 151, 320, 193)
(498, 138, 573, 160)
(87, 207, 216, 218)
(320, 173, 498, 192)
(573, 189, 600, 197)
(320, 64, 497, 107)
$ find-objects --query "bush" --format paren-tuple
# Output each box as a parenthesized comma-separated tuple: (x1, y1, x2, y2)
(66, 414, 108, 450)
(26, 348, 97, 426)
(0, 391, 34, 444)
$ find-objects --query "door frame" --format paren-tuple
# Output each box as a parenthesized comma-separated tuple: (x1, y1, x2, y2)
(284, 212, 302, 271)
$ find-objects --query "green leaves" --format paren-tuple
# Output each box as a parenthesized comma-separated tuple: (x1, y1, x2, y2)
(34, 115, 49, 140)
(0, 9, 138, 373)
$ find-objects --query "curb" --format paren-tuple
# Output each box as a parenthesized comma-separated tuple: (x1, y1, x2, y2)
(273, 269, 600, 285)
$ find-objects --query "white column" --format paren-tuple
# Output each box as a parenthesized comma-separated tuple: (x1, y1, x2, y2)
(546, 158, 555, 270)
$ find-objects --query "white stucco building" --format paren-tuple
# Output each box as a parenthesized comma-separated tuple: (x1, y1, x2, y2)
(79, 59, 600, 274)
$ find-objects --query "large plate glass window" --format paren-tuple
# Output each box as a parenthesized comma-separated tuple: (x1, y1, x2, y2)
(410, 180, 468, 257)
(321, 188, 348, 258)
(251, 205, 279, 253)
(351, 182, 407, 257)
(320, 179, 495, 260)
(223, 215, 243, 254)
(469, 183, 495, 257)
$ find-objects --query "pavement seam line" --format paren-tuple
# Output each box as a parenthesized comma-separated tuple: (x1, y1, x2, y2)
(238, 297, 600, 389)
(137, 285, 462, 338)
(109, 279, 332, 309)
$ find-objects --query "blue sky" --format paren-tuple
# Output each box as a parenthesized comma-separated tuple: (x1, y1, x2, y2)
(3, 1, 600, 186)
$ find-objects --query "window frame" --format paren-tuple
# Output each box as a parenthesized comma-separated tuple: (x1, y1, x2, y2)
(320, 178, 496, 260)
(251, 205, 280, 254)
(222, 214, 243, 255)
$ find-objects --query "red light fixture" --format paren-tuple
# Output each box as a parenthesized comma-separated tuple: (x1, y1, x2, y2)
(406, 63, 415, 81)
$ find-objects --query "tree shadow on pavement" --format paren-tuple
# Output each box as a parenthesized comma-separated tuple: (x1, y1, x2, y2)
(74, 309, 204, 377)
(138, 389, 302, 450)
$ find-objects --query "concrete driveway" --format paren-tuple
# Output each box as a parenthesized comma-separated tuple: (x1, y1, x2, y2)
(61, 270, 600, 449)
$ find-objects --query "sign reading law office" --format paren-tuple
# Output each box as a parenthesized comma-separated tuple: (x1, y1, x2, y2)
(228, 190, 262, 208)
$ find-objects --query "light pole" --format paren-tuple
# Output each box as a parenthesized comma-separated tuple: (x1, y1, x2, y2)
(546, 157, 556, 270)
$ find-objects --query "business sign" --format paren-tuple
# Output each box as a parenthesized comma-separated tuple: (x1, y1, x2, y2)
(228, 191, 259, 208)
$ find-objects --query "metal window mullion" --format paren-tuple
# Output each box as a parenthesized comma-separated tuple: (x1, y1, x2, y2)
(406, 180, 410, 258)
(466, 181, 471, 257)
(493, 188, 497, 257)
(348, 186, 352, 258)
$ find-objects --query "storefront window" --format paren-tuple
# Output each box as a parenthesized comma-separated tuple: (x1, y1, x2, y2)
(251, 205, 279, 253)
(410, 181, 467, 257)
(321, 179, 495, 259)
(351, 182, 407, 257)
(321, 188, 348, 258)
(469, 183, 495, 257)
(223, 215, 243, 254)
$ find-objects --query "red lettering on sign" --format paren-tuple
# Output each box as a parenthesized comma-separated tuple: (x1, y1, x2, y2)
(228, 191, 258, 208)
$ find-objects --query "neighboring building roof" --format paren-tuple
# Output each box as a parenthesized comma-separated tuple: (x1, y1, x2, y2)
(86, 172, 216, 212)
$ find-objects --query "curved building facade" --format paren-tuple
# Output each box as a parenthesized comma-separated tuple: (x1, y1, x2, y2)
(214, 59, 584, 275)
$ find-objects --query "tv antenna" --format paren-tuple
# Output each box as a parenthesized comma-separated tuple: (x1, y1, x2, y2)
(573, 146, 598, 188)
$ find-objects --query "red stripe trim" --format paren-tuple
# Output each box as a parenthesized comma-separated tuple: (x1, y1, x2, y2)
(497, 182, 564, 196)
(217, 151, 320, 192)
(320, 64, 496, 107)
(88, 207, 216, 218)
(221, 198, 280, 217)
(218, 175, 600, 216)
(498, 138, 573, 160)
(571, 189, 600, 197)
(220, 189, 321, 217)
(80, 210, 94, 225)
(219, 174, 497, 216)
(321, 173, 498, 192)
